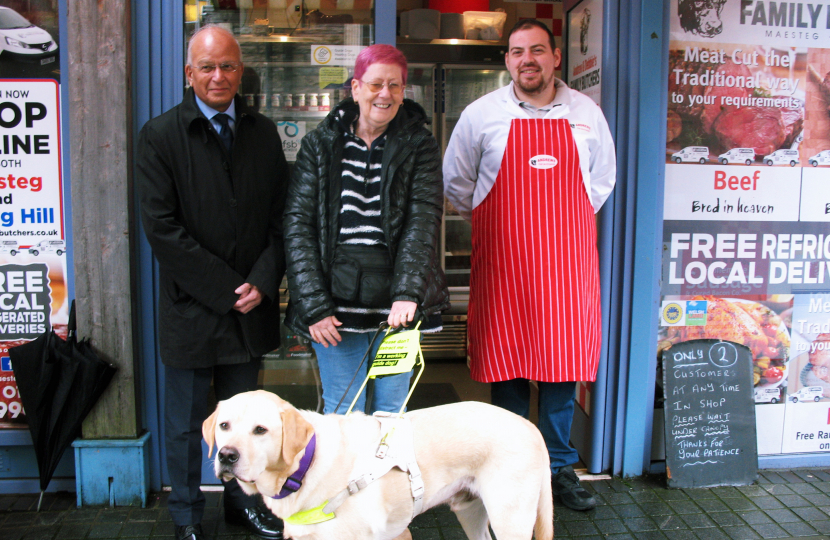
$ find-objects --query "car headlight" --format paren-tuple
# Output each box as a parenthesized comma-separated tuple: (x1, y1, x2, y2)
(5, 36, 22, 48)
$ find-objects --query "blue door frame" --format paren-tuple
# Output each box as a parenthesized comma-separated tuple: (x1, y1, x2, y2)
(132, 0, 184, 492)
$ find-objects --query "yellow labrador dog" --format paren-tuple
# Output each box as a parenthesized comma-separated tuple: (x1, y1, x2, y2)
(203, 390, 553, 540)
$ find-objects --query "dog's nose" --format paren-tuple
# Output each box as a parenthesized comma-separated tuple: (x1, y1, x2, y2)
(218, 447, 239, 465)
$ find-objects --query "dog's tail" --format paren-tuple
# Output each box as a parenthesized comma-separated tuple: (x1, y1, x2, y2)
(535, 468, 554, 540)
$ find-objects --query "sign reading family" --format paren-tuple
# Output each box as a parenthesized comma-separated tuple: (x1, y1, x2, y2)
(0, 80, 63, 247)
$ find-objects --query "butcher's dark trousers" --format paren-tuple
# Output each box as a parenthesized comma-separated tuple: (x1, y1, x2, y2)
(164, 359, 261, 526)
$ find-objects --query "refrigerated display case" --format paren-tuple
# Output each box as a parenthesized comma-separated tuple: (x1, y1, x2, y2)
(400, 44, 511, 358)
(401, 46, 510, 291)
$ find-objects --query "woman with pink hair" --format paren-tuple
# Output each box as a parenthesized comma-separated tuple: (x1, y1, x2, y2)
(284, 44, 449, 414)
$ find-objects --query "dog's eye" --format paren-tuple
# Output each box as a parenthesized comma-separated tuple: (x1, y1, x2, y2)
(253, 426, 267, 435)
(219, 422, 229, 430)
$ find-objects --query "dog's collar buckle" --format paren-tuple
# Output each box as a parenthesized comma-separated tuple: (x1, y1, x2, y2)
(271, 433, 316, 500)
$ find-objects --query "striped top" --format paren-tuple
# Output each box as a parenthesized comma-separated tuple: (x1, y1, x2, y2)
(332, 123, 442, 335)
(338, 131, 387, 246)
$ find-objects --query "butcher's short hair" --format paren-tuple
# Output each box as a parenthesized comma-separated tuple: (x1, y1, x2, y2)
(353, 44, 408, 86)
(506, 19, 557, 51)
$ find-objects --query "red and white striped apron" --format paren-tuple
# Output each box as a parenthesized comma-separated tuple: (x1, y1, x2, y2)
(468, 118, 601, 383)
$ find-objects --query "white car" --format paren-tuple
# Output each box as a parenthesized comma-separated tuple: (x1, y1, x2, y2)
(0, 240, 19, 256)
(808, 150, 830, 167)
(754, 387, 781, 404)
(0, 7, 58, 65)
(671, 146, 710, 164)
(718, 148, 755, 165)
(789, 386, 824, 403)
(28, 239, 65, 256)
(763, 149, 800, 166)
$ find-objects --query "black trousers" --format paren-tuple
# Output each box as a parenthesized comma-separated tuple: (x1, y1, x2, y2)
(164, 358, 261, 526)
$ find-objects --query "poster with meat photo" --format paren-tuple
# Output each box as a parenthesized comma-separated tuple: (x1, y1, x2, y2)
(659, 0, 830, 456)
(667, 43, 805, 166)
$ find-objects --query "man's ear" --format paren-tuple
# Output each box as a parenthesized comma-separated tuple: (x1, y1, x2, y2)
(202, 408, 219, 458)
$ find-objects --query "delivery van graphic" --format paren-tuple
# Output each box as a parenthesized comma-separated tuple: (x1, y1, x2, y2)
(671, 146, 710, 164)
(0, 240, 19, 255)
(28, 239, 65, 256)
(789, 386, 823, 403)
(718, 148, 755, 165)
(763, 149, 799, 167)
(754, 387, 781, 404)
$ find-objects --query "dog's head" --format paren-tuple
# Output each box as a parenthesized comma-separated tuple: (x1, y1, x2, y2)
(202, 390, 314, 498)
(678, 0, 726, 38)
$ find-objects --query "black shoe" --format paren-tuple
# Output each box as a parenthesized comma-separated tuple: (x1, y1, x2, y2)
(175, 524, 205, 540)
(225, 506, 284, 539)
(552, 466, 597, 511)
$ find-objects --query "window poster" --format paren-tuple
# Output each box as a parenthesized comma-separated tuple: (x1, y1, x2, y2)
(659, 0, 830, 455)
(566, 0, 602, 104)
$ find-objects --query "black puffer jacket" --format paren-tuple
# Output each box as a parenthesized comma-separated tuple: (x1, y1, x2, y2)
(283, 98, 450, 337)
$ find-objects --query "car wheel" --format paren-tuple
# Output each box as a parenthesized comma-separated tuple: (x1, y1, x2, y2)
(765, 160, 773, 166)
(790, 161, 797, 167)
(792, 396, 799, 403)
(720, 158, 728, 165)
(816, 396, 821, 402)
(56, 250, 63, 256)
(674, 157, 682, 164)
(771, 398, 778, 404)
(699, 158, 706, 164)
(10, 250, 16, 256)
(812, 160, 818, 167)
(745, 159, 752, 165)
(30, 250, 38, 256)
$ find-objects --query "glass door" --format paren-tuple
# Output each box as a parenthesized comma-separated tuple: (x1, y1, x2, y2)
(441, 66, 510, 290)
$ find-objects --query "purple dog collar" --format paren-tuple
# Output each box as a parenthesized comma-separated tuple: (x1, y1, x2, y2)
(271, 433, 316, 499)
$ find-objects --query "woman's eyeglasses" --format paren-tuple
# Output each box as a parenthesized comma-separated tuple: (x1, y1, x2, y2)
(360, 80, 404, 95)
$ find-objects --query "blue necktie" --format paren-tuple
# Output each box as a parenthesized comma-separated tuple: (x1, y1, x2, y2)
(214, 113, 234, 151)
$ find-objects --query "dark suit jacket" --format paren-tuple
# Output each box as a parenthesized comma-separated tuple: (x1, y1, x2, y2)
(136, 88, 289, 368)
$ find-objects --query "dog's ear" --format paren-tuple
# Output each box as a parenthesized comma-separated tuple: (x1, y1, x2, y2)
(279, 407, 314, 469)
(202, 407, 219, 458)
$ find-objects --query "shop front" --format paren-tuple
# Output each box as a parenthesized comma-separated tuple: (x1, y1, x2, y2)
(3, 0, 829, 497)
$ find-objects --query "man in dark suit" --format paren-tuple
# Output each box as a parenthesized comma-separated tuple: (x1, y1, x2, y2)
(136, 25, 288, 540)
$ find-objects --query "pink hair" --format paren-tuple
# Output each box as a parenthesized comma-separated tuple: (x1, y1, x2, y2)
(353, 44, 408, 86)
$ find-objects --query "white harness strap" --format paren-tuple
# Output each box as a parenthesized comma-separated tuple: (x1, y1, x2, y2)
(322, 412, 425, 519)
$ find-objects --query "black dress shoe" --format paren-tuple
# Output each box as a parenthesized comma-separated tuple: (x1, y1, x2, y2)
(175, 524, 205, 540)
(225, 506, 284, 539)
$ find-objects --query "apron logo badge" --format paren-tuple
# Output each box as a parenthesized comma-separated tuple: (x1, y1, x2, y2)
(529, 155, 558, 169)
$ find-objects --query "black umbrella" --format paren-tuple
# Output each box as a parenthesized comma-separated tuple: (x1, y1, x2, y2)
(9, 301, 116, 510)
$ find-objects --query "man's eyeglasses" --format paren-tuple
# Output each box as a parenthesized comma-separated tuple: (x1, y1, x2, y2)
(360, 80, 404, 95)
(194, 62, 241, 74)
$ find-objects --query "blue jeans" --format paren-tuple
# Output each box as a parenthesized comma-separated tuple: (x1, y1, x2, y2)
(313, 331, 412, 414)
(491, 379, 579, 474)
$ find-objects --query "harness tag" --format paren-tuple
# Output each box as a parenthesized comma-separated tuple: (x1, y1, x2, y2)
(376, 441, 389, 458)
(284, 502, 336, 526)
(368, 323, 422, 379)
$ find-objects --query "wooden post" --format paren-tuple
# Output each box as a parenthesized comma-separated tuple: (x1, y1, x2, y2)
(68, 0, 138, 438)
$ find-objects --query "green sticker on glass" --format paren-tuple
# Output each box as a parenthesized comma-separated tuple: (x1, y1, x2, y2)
(319, 67, 349, 89)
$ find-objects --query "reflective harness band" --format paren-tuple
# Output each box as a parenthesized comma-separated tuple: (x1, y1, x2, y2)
(288, 413, 424, 525)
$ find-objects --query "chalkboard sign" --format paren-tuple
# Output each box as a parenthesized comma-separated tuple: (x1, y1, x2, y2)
(662, 339, 758, 488)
